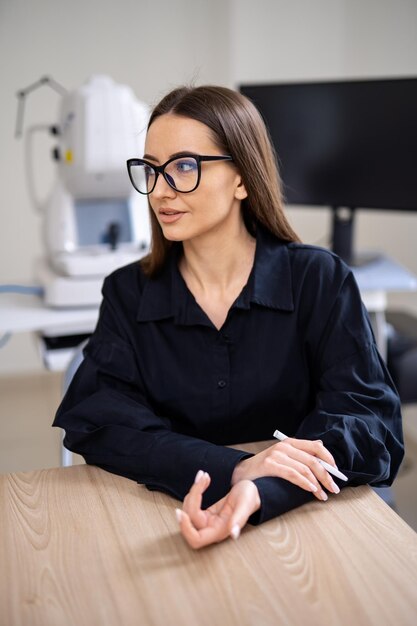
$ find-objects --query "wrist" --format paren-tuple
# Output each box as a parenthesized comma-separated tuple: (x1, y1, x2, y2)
(251, 481, 261, 512)
(231, 459, 245, 486)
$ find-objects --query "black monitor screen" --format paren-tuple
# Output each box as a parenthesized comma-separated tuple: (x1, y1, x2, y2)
(240, 78, 417, 211)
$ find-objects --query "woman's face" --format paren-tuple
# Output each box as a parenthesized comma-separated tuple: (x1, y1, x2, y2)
(144, 114, 247, 243)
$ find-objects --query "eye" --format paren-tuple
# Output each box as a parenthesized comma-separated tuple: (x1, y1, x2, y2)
(174, 158, 198, 174)
(144, 164, 156, 178)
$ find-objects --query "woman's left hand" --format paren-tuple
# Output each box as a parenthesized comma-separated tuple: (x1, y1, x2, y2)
(176, 471, 261, 549)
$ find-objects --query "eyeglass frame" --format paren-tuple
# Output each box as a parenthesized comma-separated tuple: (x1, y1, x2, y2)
(126, 153, 234, 195)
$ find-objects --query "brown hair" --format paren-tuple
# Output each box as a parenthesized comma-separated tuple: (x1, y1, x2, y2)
(141, 85, 300, 276)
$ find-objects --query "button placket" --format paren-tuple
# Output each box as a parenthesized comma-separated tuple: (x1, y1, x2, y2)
(211, 330, 231, 423)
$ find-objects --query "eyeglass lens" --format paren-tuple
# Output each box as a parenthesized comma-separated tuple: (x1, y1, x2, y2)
(130, 157, 199, 194)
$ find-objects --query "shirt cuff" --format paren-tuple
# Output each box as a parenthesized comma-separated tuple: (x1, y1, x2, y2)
(200, 447, 254, 507)
(249, 477, 316, 525)
(145, 436, 254, 508)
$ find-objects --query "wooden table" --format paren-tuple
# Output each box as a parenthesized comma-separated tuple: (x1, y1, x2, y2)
(1, 443, 417, 626)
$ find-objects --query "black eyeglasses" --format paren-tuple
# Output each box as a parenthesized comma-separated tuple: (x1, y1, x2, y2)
(126, 153, 233, 194)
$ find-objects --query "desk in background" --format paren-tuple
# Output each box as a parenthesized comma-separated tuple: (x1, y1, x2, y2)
(1, 441, 417, 626)
(352, 254, 417, 360)
(0, 293, 98, 370)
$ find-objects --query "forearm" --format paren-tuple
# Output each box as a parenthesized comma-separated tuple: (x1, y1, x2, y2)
(56, 398, 251, 506)
(294, 408, 403, 487)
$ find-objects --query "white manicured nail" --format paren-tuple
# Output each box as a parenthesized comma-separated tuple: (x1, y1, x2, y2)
(230, 524, 240, 540)
(194, 470, 204, 484)
(175, 508, 183, 523)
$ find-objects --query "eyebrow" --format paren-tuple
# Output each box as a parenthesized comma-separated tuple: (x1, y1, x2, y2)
(142, 151, 199, 162)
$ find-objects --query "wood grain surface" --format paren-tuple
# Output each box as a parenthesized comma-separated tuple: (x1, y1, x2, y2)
(1, 443, 417, 626)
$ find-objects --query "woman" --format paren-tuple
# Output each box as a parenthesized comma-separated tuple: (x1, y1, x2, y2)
(54, 85, 403, 549)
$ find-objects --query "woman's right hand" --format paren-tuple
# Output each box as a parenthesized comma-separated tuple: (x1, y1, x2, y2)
(231, 437, 341, 501)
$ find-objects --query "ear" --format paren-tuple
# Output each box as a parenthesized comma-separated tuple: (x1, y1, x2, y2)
(234, 177, 248, 200)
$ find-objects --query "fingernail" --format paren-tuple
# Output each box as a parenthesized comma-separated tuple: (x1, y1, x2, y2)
(332, 481, 340, 494)
(194, 470, 204, 484)
(175, 508, 183, 523)
(230, 524, 240, 540)
(321, 491, 328, 501)
(309, 482, 318, 492)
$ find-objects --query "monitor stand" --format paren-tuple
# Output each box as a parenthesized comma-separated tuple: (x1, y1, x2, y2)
(331, 206, 381, 268)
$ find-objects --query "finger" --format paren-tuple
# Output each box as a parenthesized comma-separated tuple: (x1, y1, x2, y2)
(182, 470, 211, 530)
(266, 456, 329, 500)
(272, 445, 340, 495)
(284, 438, 337, 467)
(176, 509, 228, 550)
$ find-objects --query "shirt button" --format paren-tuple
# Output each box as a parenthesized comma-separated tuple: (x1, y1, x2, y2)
(217, 380, 227, 388)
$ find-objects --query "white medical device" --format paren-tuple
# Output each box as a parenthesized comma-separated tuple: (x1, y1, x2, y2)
(19, 75, 150, 307)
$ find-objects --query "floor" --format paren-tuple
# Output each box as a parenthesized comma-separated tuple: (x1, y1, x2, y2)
(1, 371, 417, 533)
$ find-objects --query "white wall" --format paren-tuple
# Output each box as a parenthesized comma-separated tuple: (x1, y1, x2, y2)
(1, 0, 417, 375)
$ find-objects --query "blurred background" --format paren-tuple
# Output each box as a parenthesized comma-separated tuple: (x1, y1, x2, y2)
(1, 0, 416, 529)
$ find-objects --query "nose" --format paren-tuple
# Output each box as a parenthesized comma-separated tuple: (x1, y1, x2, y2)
(150, 172, 177, 199)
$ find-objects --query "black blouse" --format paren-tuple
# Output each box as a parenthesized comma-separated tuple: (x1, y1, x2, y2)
(53, 226, 404, 524)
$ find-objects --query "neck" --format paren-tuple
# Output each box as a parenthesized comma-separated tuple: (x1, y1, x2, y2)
(180, 220, 256, 293)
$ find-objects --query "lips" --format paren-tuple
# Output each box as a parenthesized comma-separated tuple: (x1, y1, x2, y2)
(158, 208, 185, 224)
(159, 208, 181, 215)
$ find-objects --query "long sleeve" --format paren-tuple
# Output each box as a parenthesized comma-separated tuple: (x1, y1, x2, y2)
(54, 234, 404, 526)
(53, 277, 251, 507)
(250, 268, 404, 525)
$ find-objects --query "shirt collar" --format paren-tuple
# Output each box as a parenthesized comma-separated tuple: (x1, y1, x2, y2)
(136, 225, 294, 323)
(248, 225, 294, 312)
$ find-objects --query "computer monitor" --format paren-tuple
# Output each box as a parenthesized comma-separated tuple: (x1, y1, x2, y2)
(240, 77, 417, 265)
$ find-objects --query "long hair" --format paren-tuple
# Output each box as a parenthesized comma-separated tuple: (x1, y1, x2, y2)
(140, 85, 300, 276)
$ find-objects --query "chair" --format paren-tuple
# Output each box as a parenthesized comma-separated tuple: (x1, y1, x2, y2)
(386, 310, 417, 404)
(373, 310, 417, 509)
(60, 340, 87, 466)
